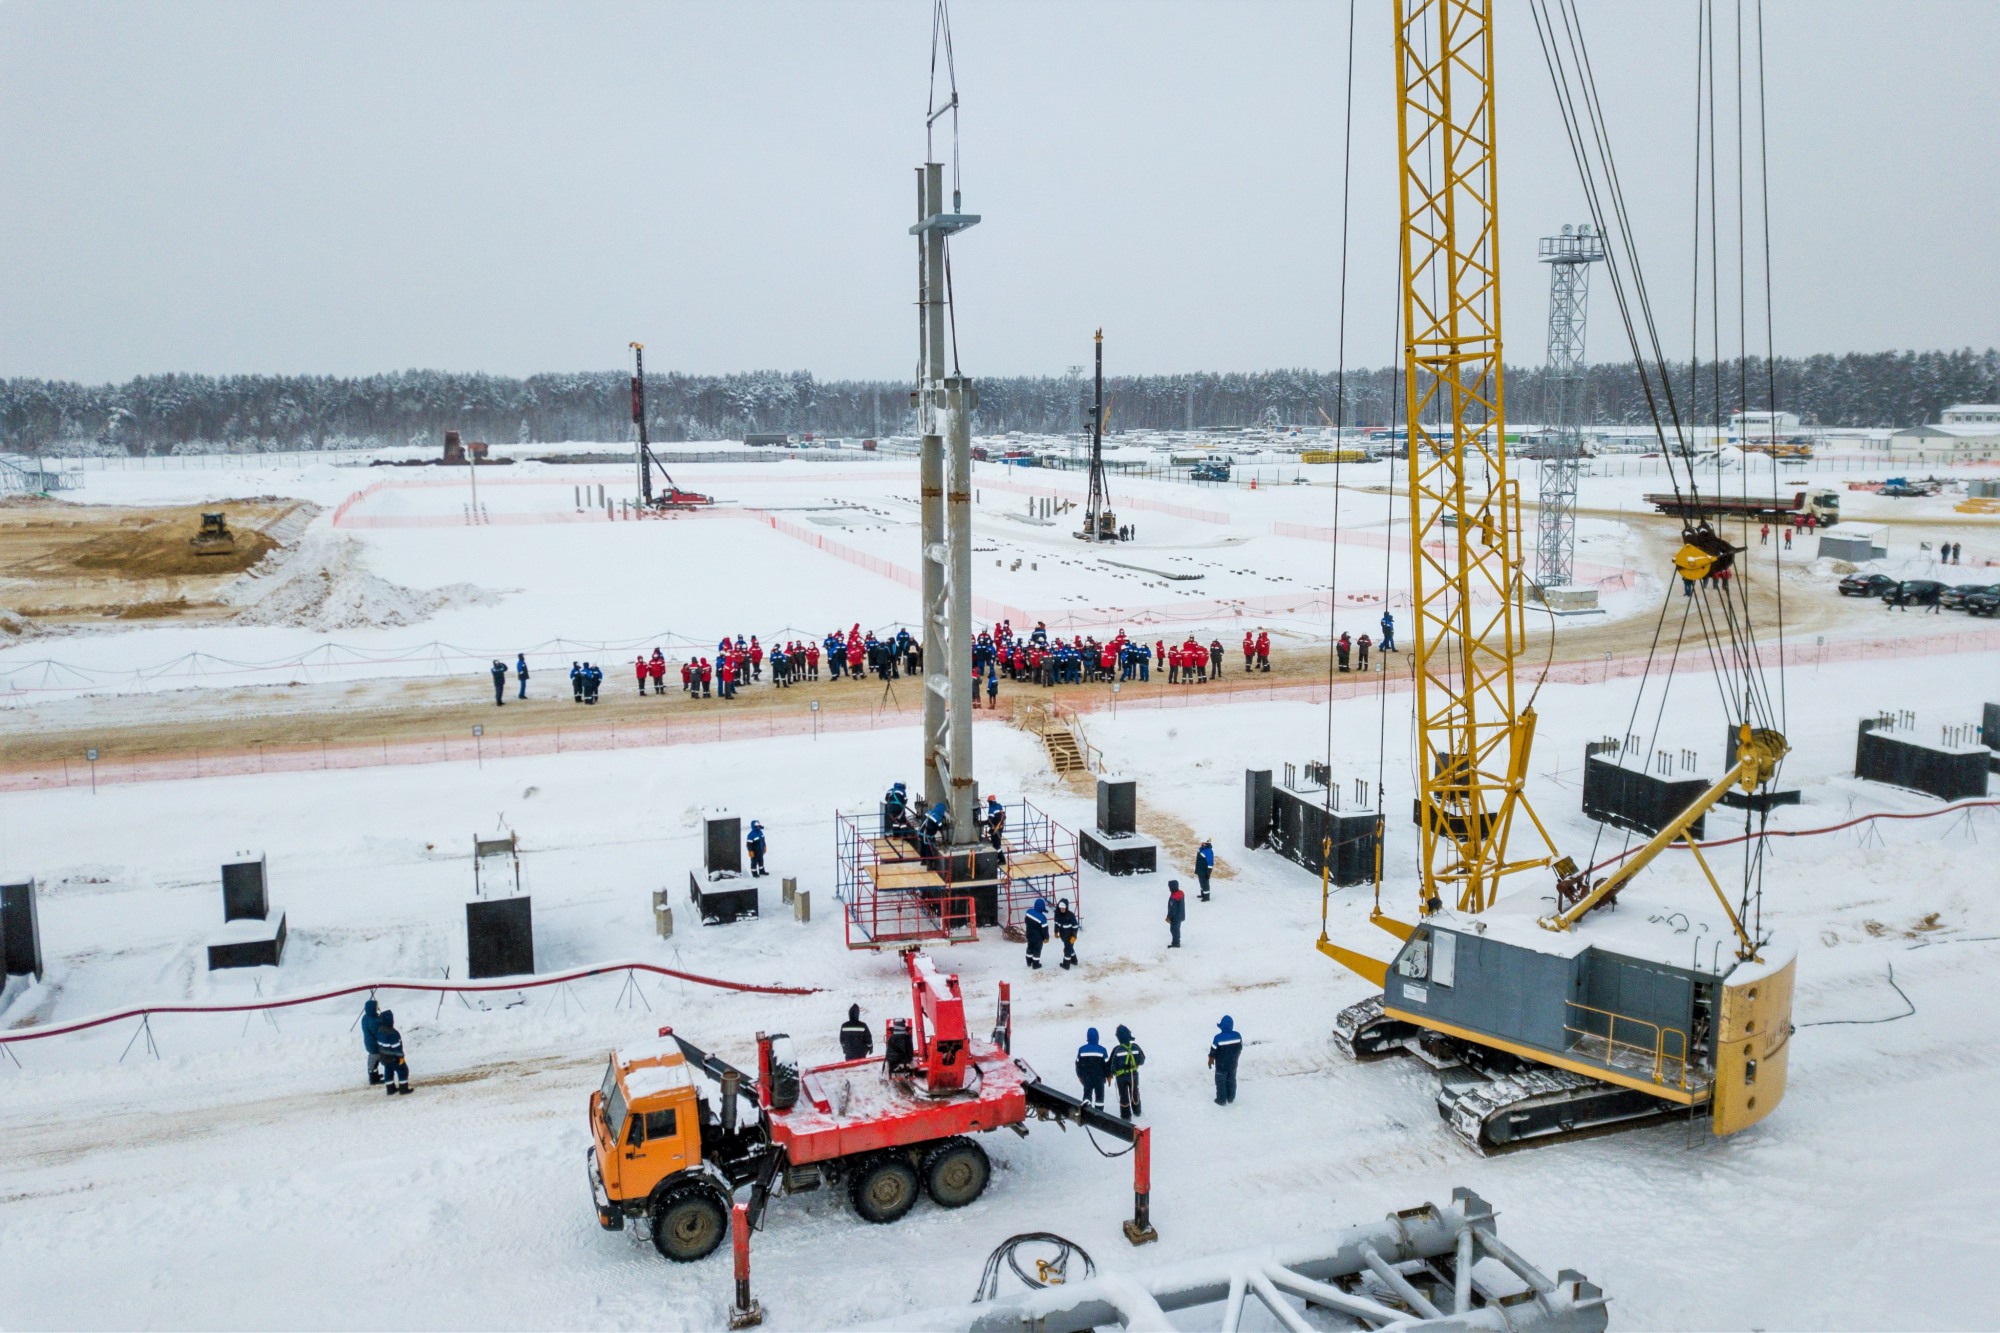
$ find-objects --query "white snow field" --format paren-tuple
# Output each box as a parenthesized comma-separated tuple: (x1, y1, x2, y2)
(1, 446, 1998, 1330)
(0, 448, 1665, 702)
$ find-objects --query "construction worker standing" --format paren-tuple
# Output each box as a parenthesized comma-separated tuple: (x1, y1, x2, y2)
(839, 1004, 873, 1060)
(1208, 1016, 1243, 1105)
(985, 795, 1007, 850)
(1053, 897, 1079, 969)
(1195, 841, 1215, 901)
(1111, 1024, 1146, 1119)
(746, 820, 768, 877)
(360, 996, 384, 1085)
(1165, 880, 1186, 948)
(1074, 1027, 1109, 1109)
(515, 653, 529, 699)
(1379, 612, 1396, 652)
(376, 1009, 410, 1095)
(490, 659, 508, 706)
(1023, 897, 1050, 970)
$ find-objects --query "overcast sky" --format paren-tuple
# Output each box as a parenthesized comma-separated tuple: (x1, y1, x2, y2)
(2, 1, 1994, 384)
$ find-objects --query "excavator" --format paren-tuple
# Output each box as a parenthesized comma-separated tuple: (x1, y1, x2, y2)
(1318, 0, 1794, 1151)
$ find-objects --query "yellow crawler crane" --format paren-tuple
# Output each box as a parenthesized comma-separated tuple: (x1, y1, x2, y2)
(1319, 0, 1794, 1151)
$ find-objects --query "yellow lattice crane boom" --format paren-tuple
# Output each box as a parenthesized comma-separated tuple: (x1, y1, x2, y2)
(1394, 0, 1561, 918)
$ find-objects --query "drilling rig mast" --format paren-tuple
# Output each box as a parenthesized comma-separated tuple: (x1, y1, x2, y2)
(1081, 330, 1116, 542)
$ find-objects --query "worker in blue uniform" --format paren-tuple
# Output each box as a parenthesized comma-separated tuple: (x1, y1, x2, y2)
(1023, 897, 1049, 970)
(1208, 1015, 1243, 1105)
(1074, 1027, 1108, 1109)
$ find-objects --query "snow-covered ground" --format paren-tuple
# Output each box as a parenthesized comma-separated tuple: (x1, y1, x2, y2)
(3, 444, 1999, 1329)
(3, 637, 1998, 1328)
(0, 444, 1682, 702)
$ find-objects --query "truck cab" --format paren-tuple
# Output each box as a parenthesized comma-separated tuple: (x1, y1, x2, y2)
(589, 1040, 703, 1221)
(1804, 488, 1840, 524)
(588, 1036, 756, 1260)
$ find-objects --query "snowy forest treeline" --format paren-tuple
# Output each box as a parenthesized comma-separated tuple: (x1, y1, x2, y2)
(3, 348, 1995, 455)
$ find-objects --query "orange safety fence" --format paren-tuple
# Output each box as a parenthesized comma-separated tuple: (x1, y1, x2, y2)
(6, 626, 1995, 794)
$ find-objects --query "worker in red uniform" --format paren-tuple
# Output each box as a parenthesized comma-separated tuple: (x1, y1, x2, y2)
(806, 642, 820, 680)
(847, 639, 864, 677)
(1255, 630, 1271, 672)
(648, 649, 666, 694)
(634, 655, 649, 695)
(749, 637, 764, 681)
(1243, 630, 1256, 672)
(680, 659, 693, 693)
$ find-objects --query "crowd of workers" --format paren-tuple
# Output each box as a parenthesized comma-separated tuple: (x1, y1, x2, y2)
(487, 611, 1403, 708)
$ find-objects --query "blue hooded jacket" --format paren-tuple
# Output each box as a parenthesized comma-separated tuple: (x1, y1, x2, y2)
(361, 998, 381, 1054)
(375, 1010, 404, 1060)
(1075, 1027, 1108, 1083)
(1210, 1015, 1243, 1069)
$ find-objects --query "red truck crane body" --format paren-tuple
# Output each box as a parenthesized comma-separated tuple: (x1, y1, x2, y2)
(756, 948, 1026, 1164)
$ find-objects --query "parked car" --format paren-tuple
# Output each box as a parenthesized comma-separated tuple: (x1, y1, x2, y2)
(1938, 582, 2000, 611)
(1965, 589, 2000, 618)
(1882, 579, 1946, 608)
(1838, 572, 1897, 597)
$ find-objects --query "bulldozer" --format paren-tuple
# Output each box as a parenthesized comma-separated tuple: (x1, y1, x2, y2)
(189, 512, 236, 557)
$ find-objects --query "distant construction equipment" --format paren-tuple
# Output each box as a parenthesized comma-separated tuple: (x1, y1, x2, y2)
(1533, 224, 1603, 593)
(188, 511, 237, 556)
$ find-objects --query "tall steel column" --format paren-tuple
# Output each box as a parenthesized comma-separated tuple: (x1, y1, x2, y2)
(1534, 225, 1604, 590)
(912, 162, 981, 840)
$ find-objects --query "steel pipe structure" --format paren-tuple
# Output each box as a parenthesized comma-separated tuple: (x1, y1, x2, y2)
(877, 1188, 1608, 1333)
(911, 162, 981, 840)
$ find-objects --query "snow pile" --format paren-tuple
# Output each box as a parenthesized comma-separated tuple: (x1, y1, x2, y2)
(224, 531, 502, 631)
(0, 606, 45, 640)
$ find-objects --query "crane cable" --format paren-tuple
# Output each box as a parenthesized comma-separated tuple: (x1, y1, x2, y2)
(1530, 0, 1785, 941)
(927, 0, 965, 378)
(1320, 0, 1358, 815)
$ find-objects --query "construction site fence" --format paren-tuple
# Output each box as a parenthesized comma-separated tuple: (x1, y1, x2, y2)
(1022, 452, 2000, 491)
(5, 626, 1995, 793)
(0, 961, 821, 1071)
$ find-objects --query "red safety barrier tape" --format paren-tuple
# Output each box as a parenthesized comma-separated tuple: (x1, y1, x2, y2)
(0, 959, 819, 1044)
(1585, 797, 2000, 876)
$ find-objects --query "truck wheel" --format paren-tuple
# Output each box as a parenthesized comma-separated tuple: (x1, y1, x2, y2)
(651, 1188, 727, 1262)
(921, 1138, 990, 1208)
(848, 1155, 920, 1223)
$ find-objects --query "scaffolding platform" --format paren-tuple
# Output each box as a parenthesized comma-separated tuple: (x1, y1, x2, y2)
(835, 800, 1080, 950)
